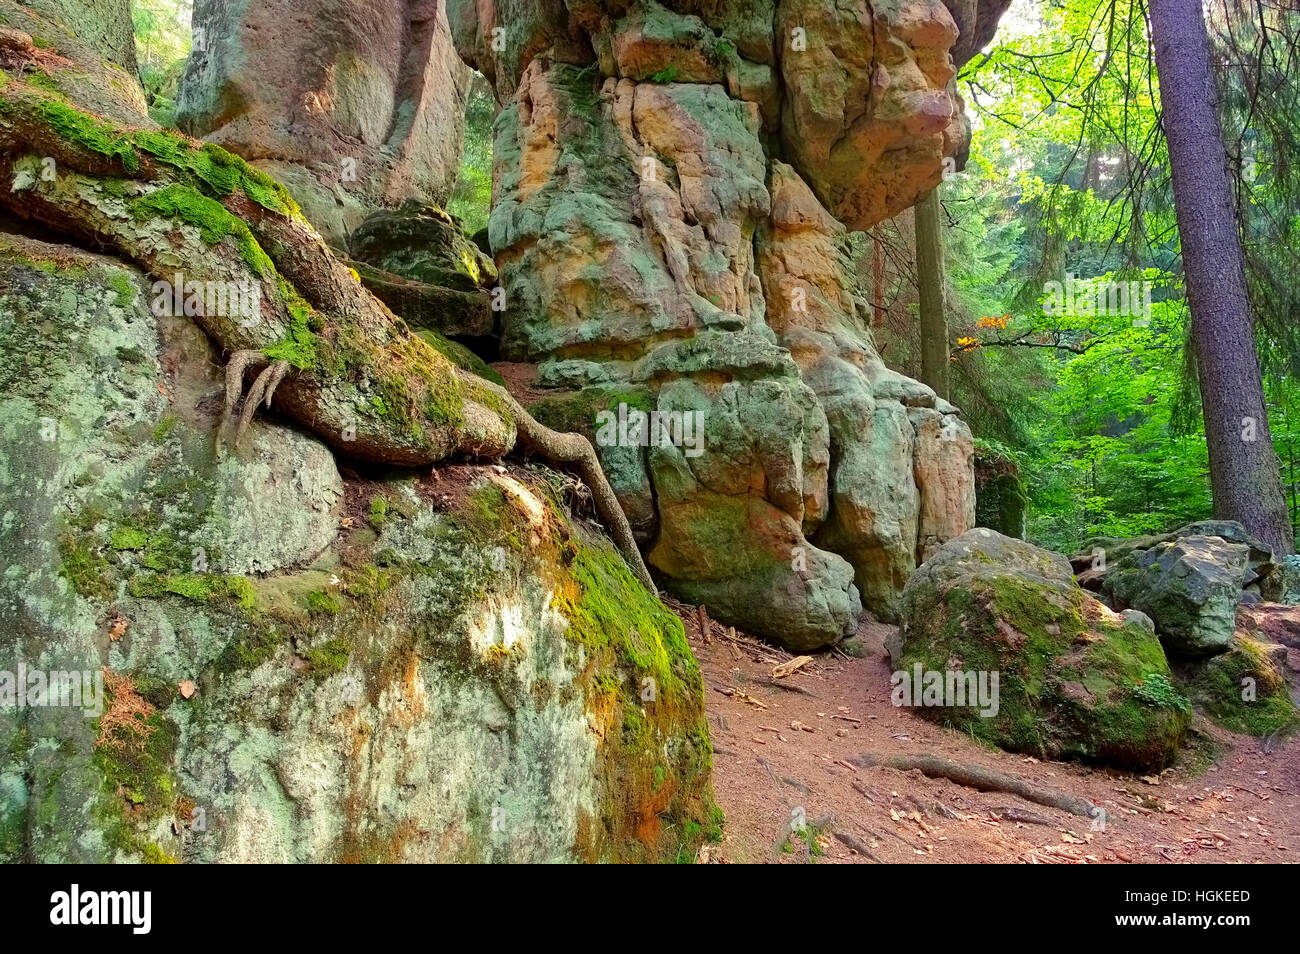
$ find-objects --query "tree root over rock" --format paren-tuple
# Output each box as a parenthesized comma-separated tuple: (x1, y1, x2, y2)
(850, 753, 1106, 822)
(0, 33, 655, 591)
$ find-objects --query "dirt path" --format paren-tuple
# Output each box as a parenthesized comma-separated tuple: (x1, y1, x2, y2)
(685, 613, 1299, 864)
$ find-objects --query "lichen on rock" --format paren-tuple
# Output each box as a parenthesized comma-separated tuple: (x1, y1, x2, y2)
(0, 237, 717, 863)
(446, 1, 993, 647)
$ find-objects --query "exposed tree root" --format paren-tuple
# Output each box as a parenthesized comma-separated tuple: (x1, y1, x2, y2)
(851, 753, 1106, 822)
(237, 359, 291, 442)
(467, 374, 656, 593)
(0, 28, 656, 592)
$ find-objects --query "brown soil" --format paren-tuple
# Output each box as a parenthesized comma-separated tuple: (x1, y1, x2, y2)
(683, 611, 1300, 864)
(491, 361, 556, 407)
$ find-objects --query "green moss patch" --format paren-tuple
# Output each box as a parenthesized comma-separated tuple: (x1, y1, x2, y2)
(129, 183, 274, 278)
(897, 575, 1190, 771)
(1182, 638, 1300, 737)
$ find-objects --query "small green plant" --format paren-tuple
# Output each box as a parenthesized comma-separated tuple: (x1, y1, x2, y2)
(1132, 673, 1190, 712)
(305, 590, 342, 616)
(650, 66, 678, 84)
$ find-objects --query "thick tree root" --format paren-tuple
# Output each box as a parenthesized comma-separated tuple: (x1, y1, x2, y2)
(0, 42, 659, 593)
(465, 372, 657, 594)
(219, 350, 290, 447)
(850, 753, 1107, 822)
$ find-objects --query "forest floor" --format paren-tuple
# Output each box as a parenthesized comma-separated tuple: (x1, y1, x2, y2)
(681, 611, 1300, 864)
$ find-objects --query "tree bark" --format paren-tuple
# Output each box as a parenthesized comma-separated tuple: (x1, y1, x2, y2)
(25, 0, 137, 74)
(1150, 0, 1294, 554)
(915, 187, 949, 401)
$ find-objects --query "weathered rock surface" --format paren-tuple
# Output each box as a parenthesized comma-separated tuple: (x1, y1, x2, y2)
(1102, 535, 1250, 657)
(24, 0, 136, 74)
(450, 0, 1009, 229)
(0, 237, 716, 863)
(974, 442, 1027, 539)
(892, 529, 1190, 772)
(177, 0, 472, 248)
(347, 201, 498, 340)
(1073, 520, 1282, 596)
(446, 0, 997, 647)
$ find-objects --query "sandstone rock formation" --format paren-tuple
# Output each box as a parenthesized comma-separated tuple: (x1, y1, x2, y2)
(892, 529, 1191, 772)
(450, 0, 1000, 647)
(176, 0, 472, 248)
(0, 235, 716, 862)
(24, 0, 136, 73)
(1103, 535, 1250, 657)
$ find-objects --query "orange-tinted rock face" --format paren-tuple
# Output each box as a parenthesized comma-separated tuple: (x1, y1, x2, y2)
(453, 0, 1008, 227)
(444, 0, 1002, 648)
(177, 0, 472, 248)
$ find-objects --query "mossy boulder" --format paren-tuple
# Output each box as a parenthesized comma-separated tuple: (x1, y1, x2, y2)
(892, 529, 1190, 772)
(1103, 535, 1249, 656)
(1179, 636, 1300, 737)
(349, 201, 496, 292)
(1073, 520, 1282, 597)
(352, 259, 495, 339)
(345, 204, 498, 343)
(974, 443, 1027, 539)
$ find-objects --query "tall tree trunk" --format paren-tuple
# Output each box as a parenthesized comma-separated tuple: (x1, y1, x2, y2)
(915, 187, 949, 401)
(1150, 0, 1294, 554)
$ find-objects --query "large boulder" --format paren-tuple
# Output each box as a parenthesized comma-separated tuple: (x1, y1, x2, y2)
(892, 529, 1190, 772)
(1178, 635, 1299, 738)
(1073, 519, 1282, 596)
(447, 0, 1000, 648)
(176, 0, 473, 248)
(1102, 536, 1249, 656)
(0, 236, 717, 863)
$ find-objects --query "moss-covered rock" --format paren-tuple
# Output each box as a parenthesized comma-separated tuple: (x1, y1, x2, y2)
(1179, 636, 1300, 737)
(350, 202, 496, 291)
(1103, 535, 1248, 656)
(0, 236, 716, 863)
(893, 529, 1190, 772)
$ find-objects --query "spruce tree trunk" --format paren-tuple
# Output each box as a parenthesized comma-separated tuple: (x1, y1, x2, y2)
(915, 187, 949, 401)
(1150, 0, 1294, 554)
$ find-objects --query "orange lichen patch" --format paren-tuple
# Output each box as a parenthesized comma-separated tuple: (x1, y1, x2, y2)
(95, 668, 155, 751)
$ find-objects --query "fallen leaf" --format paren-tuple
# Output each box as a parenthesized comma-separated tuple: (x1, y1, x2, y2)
(178, 680, 197, 699)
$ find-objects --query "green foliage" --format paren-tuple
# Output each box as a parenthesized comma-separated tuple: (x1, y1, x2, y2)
(1131, 673, 1190, 713)
(447, 74, 494, 235)
(940, 0, 1300, 552)
(132, 0, 193, 127)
